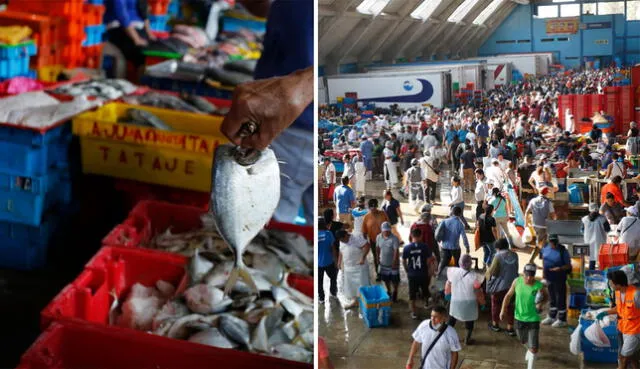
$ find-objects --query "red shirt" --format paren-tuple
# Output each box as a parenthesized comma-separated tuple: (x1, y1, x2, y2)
(601, 183, 625, 205)
(410, 221, 435, 252)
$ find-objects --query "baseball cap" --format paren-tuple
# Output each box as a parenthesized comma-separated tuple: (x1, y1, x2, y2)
(411, 158, 419, 166)
(626, 206, 639, 217)
(421, 203, 433, 213)
(540, 187, 550, 196)
(381, 222, 392, 231)
(548, 234, 560, 243)
(524, 264, 537, 276)
(589, 203, 598, 212)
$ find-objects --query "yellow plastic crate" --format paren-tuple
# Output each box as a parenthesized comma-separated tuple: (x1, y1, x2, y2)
(72, 103, 228, 192)
(37, 64, 63, 82)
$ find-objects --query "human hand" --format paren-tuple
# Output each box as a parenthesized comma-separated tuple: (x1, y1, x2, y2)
(221, 67, 313, 150)
(500, 311, 505, 322)
(405, 361, 412, 369)
(147, 32, 157, 42)
(134, 37, 148, 47)
(359, 259, 365, 265)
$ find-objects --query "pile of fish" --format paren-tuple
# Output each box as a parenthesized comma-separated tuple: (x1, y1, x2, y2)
(122, 91, 229, 115)
(146, 220, 313, 277)
(111, 248, 313, 363)
(120, 108, 175, 131)
(53, 79, 137, 100)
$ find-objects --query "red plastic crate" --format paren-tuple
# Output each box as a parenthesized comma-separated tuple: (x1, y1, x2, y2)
(102, 200, 313, 247)
(82, 4, 106, 26)
(31, 43, 62, 69)
(575, 94, 592, 133)
(10, 0, 83, 18)
(558, 94, 576, 128)
(589, 93, 604, 115)
(82, 44, 103, 69)
(598, 243, 628, 270)
(0, 11, 62, 47)
(19, 321, 311, 369)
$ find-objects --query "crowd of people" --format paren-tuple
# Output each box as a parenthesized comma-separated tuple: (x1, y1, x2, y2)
(318, 66, 638, 369)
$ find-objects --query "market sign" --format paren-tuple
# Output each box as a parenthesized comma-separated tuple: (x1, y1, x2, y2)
(584, 22, 612, 30)
(546, 17, 579, 35)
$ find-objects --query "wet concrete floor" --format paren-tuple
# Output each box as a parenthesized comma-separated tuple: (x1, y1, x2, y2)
(319, 169, 615, 369)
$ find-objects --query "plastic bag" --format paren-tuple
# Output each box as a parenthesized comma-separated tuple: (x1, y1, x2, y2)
(584, 320, 611, 347)
(522, 226, 534, 244)
(506, 222, 526, 249)
(570, 324, 582, 355)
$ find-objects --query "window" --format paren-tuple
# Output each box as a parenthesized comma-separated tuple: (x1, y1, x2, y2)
(356, 0, 391, 16)
(541, 38, 555, 42)
(537, 5, 559, 18)
(582, 3, 596, 15)
(628, 0, 640, 20)
(518, 39, 531, 43)
(473, 0, 506, 25)
(561, 4, 580, 17)
(448, 0, 481, 23)
(496, 40, 516, 44)
(557, 37, 570, 41)
(410, 0, 442, 21)
(597, 1, 624, 15)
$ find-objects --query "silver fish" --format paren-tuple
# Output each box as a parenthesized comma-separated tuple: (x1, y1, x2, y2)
(250, 252, 285, 284)
(211, 145, 280, 296)
(188, 249, 214, 285)
(267, 230, 313, 266)
(108, 289, 119, 326)
(180, 93, 219, 114)
(219, 314, 252, 349)
(128, 108, 173, 131)
(189, 328, 238, 349)
(167, 314, 206, 340)
(184, 284, 233, 314)
(152, 299, 189, 331)
(251, 307, 285, 353)
(267, 328, 290, 348)
(271, 344, 313, 364)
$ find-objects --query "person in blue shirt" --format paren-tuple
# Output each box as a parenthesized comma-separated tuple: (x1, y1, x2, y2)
(318, 218, 338, 304)
(403, 228, 435, 320)
(360, 136, 374, 177)
(445, 126, 457, 147)
(436, 206, 470, 277)
(221, 0, 314, 225)
(457, 126, 468, 144)
(476, 120, 490, 143)
(333, 177, 355, 228)
(104, 0, 156, 68)
(539, 234, 572, 328)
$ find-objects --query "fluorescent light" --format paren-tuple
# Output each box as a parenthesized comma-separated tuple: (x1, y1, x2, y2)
(356, 0, 391, 16)
(448, 0, 481, 23)
(552, 0, 575, 3)
(473, 0, 506, 25)
(411, 0, 442, 21)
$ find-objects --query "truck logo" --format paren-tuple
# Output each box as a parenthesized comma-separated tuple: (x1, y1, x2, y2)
(359, 79, 434, 104)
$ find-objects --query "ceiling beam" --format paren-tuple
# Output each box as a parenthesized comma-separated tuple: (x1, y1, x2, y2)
(318, 0, 361, 46)
(468, 1, 517, 54)
(326, 18, 376, 66)
(430, 0, 491, 56)
(383, 22, 433, 62)
(412, 0, 467, 59)
(356, 0, 426, 63)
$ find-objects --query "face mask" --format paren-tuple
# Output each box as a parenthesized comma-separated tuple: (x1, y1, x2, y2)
(431, 322, 441, 330)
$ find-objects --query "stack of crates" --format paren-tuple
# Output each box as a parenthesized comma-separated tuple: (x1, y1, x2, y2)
(0, 122, 74, 270)
(0, 41, 37, 80)
(167, 0, 181, 19)
(81, 0, 106, 69)
(148, 0, 171, 32)
(8, 0, 105, 70)
(0, 11, 63, 82)
(358, 285, 391, 328)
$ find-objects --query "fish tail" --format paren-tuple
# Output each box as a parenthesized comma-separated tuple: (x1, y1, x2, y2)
(239, 265, 259, 294)
(223, 267, 240, 297)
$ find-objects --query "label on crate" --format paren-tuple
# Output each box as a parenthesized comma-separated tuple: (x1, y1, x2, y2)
(80, 139, 214, 192)
(88, 121, 220, 154)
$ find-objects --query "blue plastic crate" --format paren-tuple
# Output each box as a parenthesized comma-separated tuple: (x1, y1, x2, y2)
(0, 123, 71, 177)
(221, 16, 266, 33)
(569, 293, 586, 309)
(0, 234, 49, 270)
(358, 285, 391, 328)
(139, 75, 233, 99)
(580, 310, 619, 363)
(168, 0, 181, 17)
(0, 213, 59, 245)
(149, 15, 169, 32)
(82, 25, 105, 47)
(0, 173, 70, 226)
(0, 56, 30, 79)
(0, 42, 37, 59)
(85, 0, 104, 4)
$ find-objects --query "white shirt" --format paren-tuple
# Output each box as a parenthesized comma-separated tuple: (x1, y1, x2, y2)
(348, 129, 358, 142)
(447, 267, 482, 322)
(421, 156, 439, 182)
(465, 132, 476, 146)
(324, 162, 336, 184)
(421, 135, 438, 152)
(339, 234, 368, 268)
(383, 147, 394, 160)
(617, 216, 640, 255)
(485, 165, 506, 189)
(412, 320, 461, 369)
(450, 186, 464, 205)
(474, 178, 486, 202)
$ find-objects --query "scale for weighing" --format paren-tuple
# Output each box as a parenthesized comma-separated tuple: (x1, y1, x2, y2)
(573, 243, 589, 277)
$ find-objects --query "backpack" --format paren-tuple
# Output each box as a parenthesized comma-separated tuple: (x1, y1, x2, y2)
(435, 221, 446, 243)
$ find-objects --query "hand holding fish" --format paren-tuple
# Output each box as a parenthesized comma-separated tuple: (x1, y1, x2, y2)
(221, 66, 313, 150)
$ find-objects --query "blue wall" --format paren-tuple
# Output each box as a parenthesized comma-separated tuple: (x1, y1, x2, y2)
(479, 4, 640, 68)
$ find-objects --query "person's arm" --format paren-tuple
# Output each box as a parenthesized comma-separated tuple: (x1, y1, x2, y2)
(500, 280, 517, 320)
(492, 225, 499, 241)
(393, 245, 400, 269)
(144, 19, 156, 41)
(221, 66, 313, 150)
(604, 163, 612, 179)
(450, 351, 459, 369)
(360, 243, 370, 264)
(528, 175, 536, 190)
(237, 0, 272, 18)
(406, 341, 420, 369)
(337, 251, 343, 270)
(461, 226, 470, 252)
(537, 286, 550, 310)
(485, 254, 500, 279)
(397, 206, 404, 226)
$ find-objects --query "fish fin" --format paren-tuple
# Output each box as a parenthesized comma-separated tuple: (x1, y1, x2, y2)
(239, 266, 259, 295)
(223, 267, 240, 297)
